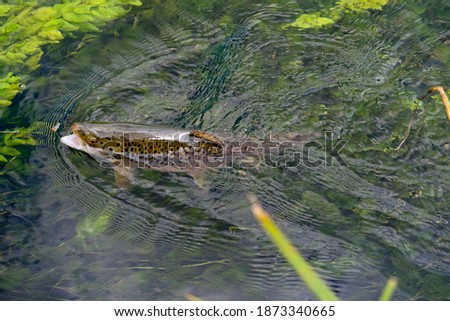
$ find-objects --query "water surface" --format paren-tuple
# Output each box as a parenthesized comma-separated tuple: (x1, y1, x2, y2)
(1, 0, 449, 300)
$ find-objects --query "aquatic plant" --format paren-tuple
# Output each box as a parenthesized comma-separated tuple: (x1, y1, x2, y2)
(284, 13, 334, 29)
(0, 0, 142, 108)
(0, 73, 22, 108)
(249, 196, 397, 301)
(0, 127, 36, 173)
(0, 0, 143, 174)
(336, 0, 388, 13)
(284, 0, 389, 29)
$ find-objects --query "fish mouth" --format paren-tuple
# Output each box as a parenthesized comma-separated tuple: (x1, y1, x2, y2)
(61, 134, 85, 151)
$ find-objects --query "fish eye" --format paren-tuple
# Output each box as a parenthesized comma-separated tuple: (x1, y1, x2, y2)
(86, 135, 97, 145)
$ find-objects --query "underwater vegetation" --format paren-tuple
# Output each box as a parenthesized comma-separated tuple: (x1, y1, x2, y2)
(0, 73, 21, 108)
(0, 0, 142, 107)
(283, 0, 388, 29)
(0, 126, 36, 174)
(0, 0, 142, 172)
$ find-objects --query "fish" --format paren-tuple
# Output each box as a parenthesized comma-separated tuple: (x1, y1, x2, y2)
(61, 122, 320, 188)
(60, 122, 255, 187)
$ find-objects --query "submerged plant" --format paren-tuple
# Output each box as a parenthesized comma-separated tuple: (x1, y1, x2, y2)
(0, 127, 36, 174)
(283, 13, 334, 29)
(283, 0, 389, 29)
(336, 0, 388, 13)
(0, 73, 22, 108)
(0, 0, 142, 108)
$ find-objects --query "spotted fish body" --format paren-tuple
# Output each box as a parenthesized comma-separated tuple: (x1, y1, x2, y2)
(61, 122, 229, 172)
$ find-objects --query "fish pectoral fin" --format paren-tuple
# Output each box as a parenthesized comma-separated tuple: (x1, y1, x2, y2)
(114, 166, 136, 189)
(187, 169, 208, 189)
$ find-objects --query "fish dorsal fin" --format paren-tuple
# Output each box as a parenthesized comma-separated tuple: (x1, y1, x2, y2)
(190, 130, 223, 145)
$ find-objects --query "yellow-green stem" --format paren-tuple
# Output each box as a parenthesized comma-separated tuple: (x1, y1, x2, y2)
(249, 196, 339, 301)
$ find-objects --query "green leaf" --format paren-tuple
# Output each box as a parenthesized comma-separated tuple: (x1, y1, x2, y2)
(43, 18, 78, 32)
(0, 146, 21, 156)
(91, 5, 125, 20)
(0, 21, 20, 35)
(76, 22, 100, 32)
(63, 12, 94, 23)
(38, 29, 64, 41)
(5, 137, 36, 146)
(284, 13, 334, 29)
(0, 100, 12, 107)
(285, 0, 389, 31)
(33, 7, 57, 21)
(88, 0, 107, 5)
(6, 51, 27, 61)
(21, 41, 43, 54)
(0, 73, 22, 103)
(119, 0, 142, 5)
(131, 1, 143, 5)
(0, 4, 11, 17)
(379, 277, 398, 300)
(74, 4, 92, 14)
(337, 0, 389, 13)
(249, 196, 339, 301)
(0, 154, 8, 162)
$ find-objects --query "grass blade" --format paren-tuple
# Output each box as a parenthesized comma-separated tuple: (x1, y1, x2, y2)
(249, 195, 339, 301)
(379, 277, 398, 301)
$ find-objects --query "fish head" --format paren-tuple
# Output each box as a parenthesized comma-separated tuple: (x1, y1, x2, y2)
(60, 122, 114, 157)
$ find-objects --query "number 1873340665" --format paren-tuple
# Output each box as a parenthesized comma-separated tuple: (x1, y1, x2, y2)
(256, 305, 336, 317)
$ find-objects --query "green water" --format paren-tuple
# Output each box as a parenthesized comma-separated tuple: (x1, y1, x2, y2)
(1, 0, 449, 300)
